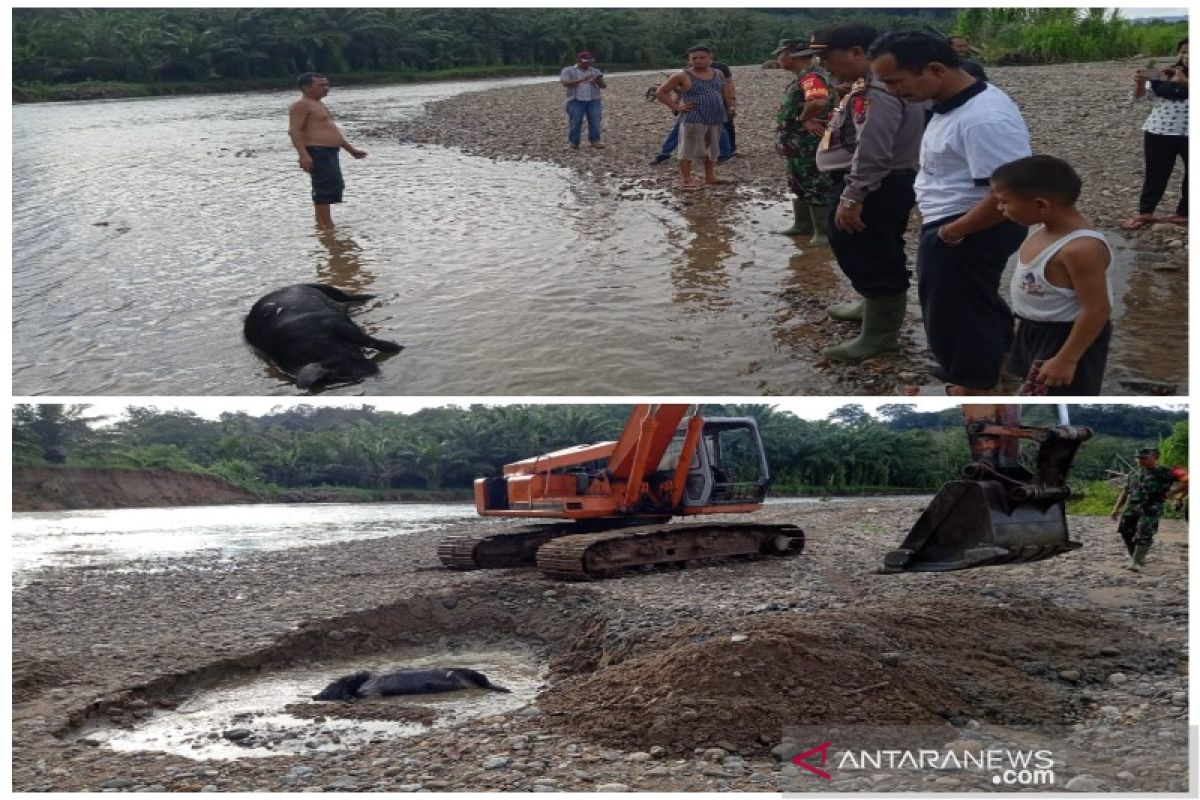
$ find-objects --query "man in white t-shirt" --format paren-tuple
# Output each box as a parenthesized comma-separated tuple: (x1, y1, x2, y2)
(560, 51, 607, 150)
(869, 31, 1032, 394)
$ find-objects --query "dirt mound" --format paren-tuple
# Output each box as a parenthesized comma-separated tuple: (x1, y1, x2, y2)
(540, 598, 1178, 754)
(12, 467, 257, 511)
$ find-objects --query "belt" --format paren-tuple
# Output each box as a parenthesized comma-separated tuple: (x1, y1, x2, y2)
(828, 168, 917, 182)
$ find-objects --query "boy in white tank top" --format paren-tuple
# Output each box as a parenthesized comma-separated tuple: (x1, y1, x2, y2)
(991, 155, 1113, 395)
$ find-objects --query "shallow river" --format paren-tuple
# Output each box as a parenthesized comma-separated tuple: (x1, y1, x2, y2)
(10, 496, 823, 578)
(12, 78, 1182, 395)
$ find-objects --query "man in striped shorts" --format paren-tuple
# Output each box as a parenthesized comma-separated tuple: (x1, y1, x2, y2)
(655, 45, 736, 190)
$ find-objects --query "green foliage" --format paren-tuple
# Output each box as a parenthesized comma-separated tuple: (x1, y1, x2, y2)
(13, 6, 957, 90)
(1159, 421, 1188, 468)
(954, 8, 1185, 64)
(12, 404, 1186, 497)
(1067, 479, 1122, 516)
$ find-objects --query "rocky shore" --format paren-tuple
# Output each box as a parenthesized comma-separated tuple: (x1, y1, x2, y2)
(388, 59, 1188, 395)
(12, 499, 1188, 792)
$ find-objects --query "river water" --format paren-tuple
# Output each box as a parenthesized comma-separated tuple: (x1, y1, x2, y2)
(12, 78, 1181, 395)
(10, 496, 824, 579)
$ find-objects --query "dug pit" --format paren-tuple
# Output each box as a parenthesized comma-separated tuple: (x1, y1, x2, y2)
(73, 644, 545, 760)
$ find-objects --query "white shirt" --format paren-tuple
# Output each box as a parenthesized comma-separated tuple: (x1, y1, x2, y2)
(915, 82, 1032, 221)
(1010, 226, 1113, 323)
(1140, 88, 1188, 137)
(560, 66, 604, 102)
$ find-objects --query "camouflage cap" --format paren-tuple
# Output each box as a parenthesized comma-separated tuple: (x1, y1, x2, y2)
(773, 38, 811, 57)
(1136, 447, 1160, 457)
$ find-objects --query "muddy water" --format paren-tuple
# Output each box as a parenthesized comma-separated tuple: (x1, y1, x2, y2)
(9, 79, 845, 396)
(77, 644, 544, 760)
(10, 502, 477, 577)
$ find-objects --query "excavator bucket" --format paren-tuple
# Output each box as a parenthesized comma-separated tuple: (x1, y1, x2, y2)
(881, 405, 1093, 574)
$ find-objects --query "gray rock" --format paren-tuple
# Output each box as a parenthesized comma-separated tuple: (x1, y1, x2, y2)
(101, 778, 131, 789)
(595, 783, 629, 792)
(628, 752, 652, 762)
(880, 652, 902, 666)
(396, 784, 423, 792)
(484, 756, 513, 770)
(1108, 672, 1129, 686)
(222, 728, 252, 741)
(771, 742, 801, 761)
(1059, 670, 1081, 683)
(1066, 775, 1100, 792)
(287, 766, 314, 779)
(1099, 646, 1121, 657)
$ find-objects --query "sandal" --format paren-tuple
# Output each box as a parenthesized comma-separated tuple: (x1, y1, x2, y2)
(1120, 214, 1156, 231)
(1163, 215, 1188, 225)
(680, 181, 704, 192)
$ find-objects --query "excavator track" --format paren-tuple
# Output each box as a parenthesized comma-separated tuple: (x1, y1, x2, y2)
(535, 522, 805, 580)
(437, 517, 671, 570)
(438, 523, 581, 570)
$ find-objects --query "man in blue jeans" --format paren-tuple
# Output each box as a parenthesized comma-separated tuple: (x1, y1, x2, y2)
(560, 51, 606, 149)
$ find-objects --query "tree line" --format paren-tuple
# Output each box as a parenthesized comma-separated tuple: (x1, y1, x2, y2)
(11, 7, 953, 86)
(12, 404, 1186, 498)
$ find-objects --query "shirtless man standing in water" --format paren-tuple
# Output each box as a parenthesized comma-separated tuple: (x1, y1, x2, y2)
(288, 72, 367, 228)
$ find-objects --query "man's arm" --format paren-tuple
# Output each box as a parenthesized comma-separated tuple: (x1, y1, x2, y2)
(1035, 240, 1112, 388)
(338, 131, 367, 159)
(939, 118, 1031, 242)
(842, 91, 902, 202)
(288, 102, 314, 171)
(656, 73, 690, 112)
(1111, 485, 1129, 518)
(834, 90, 902, 233)
(593, 71, 606, 90)
(721, 77, 736, 118)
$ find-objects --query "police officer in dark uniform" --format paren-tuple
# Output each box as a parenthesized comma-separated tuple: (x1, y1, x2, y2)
(811, 24, 926, 362)
(1110, 447, 1185, 571)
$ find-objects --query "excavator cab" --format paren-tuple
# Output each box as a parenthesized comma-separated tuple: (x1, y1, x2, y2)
(882, 405, 1093, 573)
(654, 417, 771, 509)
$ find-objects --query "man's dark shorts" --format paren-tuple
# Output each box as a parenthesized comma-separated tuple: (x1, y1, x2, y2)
(307, 146, 344, 205)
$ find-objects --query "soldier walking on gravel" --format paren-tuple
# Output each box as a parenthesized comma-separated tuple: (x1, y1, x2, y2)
(1110, 447, 1186, 571)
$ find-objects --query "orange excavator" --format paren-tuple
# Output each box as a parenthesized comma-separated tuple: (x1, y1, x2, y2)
(438, 403, 1093, 580)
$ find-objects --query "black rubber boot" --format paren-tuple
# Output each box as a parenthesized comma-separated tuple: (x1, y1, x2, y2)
(822, 292, 907, 362)
(778, 198, 814, 236)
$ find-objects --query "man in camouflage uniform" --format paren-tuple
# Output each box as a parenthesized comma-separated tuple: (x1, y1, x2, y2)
(1110, 447, 1186, 571)
(774, 39, 837, 244)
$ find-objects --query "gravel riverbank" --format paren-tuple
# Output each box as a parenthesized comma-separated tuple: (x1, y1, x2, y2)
(12, 499, 1189, 792)
(386, 59, 1188, 395)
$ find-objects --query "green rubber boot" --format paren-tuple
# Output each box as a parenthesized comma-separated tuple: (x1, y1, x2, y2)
(808, 203, 830, 247)
(778, 198, 814, 236)
(822, 291, 907, 362)
(827, 298, 865, 322)
(1127, 543, 1151, 571)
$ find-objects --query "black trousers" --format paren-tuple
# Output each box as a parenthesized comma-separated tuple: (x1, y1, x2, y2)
(1139, 132, 1188, 216)
(1008, 318, 1111, 396)
(825, 172, 916, 297)
(724, 119, 737, 153)
(917, 216, 1026, 389)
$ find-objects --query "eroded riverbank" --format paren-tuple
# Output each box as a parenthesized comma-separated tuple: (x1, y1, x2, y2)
(12, 500, 1188, 791)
